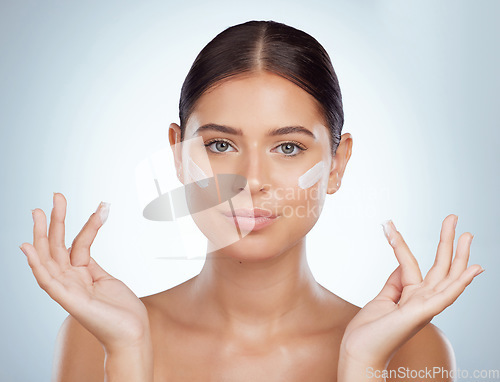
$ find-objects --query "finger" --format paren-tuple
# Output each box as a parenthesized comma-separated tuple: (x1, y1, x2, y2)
(374, 266, 402, 303)
(424, 214, 457, 286)
(32, 208, 52, 264)
(48, 193, 71, 267)
(70, 202, 110, 267)
(448, 233, 474, 280)
(88, 256, 113, 282)
(21, 242, 63, 277)
(381, 219, 423, 285)
(20, 243, 67, 301)
(426, 264, 483, 316)
(434, 233, 474, 293)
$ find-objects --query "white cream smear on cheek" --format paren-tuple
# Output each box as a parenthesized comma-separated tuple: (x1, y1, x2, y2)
(187, 156, 209, 188)
(298, 160, 325, 189)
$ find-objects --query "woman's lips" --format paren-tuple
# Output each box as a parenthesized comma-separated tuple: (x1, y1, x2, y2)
(222, 208, 279, 232)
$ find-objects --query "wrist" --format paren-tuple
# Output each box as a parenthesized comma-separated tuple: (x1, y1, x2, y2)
(338, 348, 388, 382)
(103, 318, 152, 355)
(338, 337, 390, 369)
(104, 328, 154, 382)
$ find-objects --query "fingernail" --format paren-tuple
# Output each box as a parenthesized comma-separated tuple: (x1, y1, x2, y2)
(454, 215, 458, 229)
(381, 219, 395, 246)
(475, 267, 485, 276)
(19, 244, 26, 255)
(96, 202, 111, 225)
(31, 209, 35, 220)
(53, 192, 57, 207)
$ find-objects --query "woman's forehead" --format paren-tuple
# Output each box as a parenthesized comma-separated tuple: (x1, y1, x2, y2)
(185, 72, 328, 138)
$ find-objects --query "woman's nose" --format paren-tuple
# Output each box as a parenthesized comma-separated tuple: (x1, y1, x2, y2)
(236, 150, 270, 194)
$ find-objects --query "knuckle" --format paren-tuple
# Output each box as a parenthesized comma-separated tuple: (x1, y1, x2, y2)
(88, 215, 102, 231)
(90, 212, 99, 223)
(91, 212, 102, 225)
(392, 234, 402, 246)
(51, 242, 65, 251)
(37, 278, 49, 290)
(438, 237, 448, 245)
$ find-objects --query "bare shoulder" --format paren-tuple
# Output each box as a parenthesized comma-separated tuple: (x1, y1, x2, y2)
(316, 283, 362, 328)
(140, 276, 197, 319)
(52, 314, 105, 382)
(387, 323, 456, 381)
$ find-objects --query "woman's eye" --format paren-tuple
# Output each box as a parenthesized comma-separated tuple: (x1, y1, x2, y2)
(275, 142, 306, 156)
(205, 139, 235, 153)
(205, 139, 306, 156)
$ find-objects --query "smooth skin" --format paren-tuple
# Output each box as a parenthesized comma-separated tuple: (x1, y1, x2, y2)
(21, 71, 483, 381)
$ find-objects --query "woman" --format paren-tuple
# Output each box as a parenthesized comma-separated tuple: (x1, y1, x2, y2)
(20, 20, 483, 381)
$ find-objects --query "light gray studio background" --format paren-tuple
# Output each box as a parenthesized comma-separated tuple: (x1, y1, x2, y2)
(2, 0, 499, 380)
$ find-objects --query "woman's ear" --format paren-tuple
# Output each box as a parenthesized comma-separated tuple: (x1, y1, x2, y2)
(327, 133, 353, 194)
(168, 123, 184, 184)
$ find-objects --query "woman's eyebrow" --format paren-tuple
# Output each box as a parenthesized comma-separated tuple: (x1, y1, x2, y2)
(193, 123, 316, 138)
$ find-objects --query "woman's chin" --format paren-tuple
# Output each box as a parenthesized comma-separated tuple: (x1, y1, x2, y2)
(206, 235, 282, 262)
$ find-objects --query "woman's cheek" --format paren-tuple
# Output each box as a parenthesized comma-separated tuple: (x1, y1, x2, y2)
(260, 182, 327, 223)
(268, 159, 328, 220)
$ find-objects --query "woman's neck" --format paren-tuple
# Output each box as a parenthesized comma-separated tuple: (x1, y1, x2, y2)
(192, 237, 323, 338)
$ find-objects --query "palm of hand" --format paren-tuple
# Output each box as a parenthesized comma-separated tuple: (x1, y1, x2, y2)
(20, 193, 149, 352)
(340, 215, 483, 367)
(56, 262, 149, 348)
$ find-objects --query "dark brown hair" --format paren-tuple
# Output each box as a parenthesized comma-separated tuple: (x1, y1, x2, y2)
(179, 20, 344, 155)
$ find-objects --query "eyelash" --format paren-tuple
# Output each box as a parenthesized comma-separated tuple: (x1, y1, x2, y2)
(204, 138, 308, 157)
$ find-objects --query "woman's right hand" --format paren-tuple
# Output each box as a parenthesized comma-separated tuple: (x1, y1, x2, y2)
(19, 192, 150, 353)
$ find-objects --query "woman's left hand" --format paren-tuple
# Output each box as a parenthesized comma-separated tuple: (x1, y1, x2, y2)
(339, 214, 483, 369)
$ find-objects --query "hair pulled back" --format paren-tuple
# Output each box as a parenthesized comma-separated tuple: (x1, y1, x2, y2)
(179, 20, 344, 156)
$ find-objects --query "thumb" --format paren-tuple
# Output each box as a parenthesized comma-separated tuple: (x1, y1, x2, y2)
(88, 256, 113, 282)
(381, 220, 423, 286)
(70, 202, 110, 267)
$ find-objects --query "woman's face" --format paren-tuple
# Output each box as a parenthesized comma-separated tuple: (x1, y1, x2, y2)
(169, 71, 352, 261)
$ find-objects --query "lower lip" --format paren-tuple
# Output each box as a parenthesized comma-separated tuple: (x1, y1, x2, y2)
(223, 214, 279, 232)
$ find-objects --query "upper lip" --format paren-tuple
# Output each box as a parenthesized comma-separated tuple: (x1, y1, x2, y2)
(222, 208, 277, 218)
